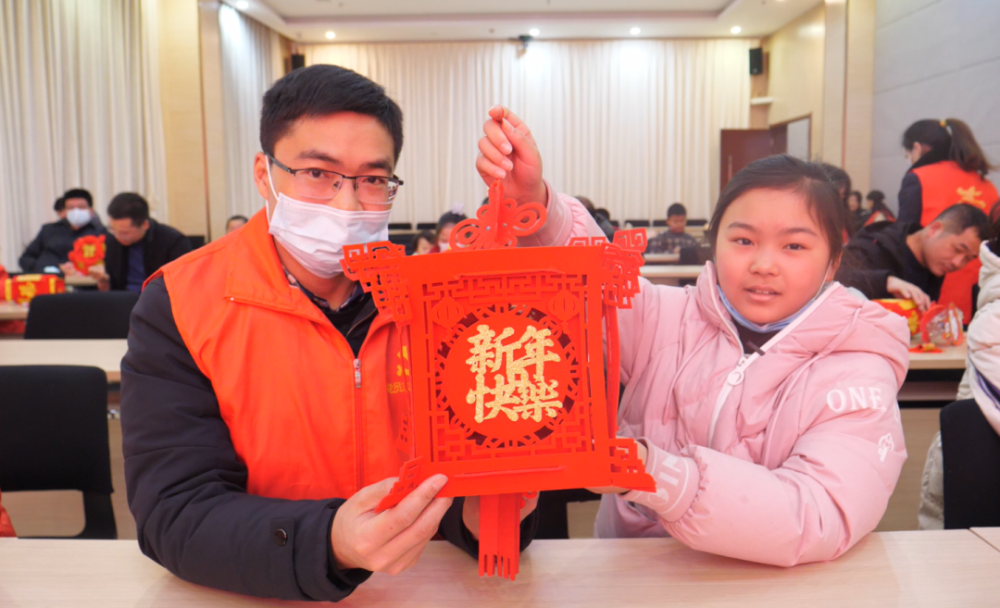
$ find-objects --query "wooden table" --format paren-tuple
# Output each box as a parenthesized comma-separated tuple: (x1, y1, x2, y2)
(0, 339, 127, 382)
(639, 264, 703, 286)
(64, 275, 98, 288)
(0, 301, 29, 321)
(1, 532, 999, 607)
(642, 253, 680, 264)
(908, 344, 967, 370)
(972, 527, 1000, 552)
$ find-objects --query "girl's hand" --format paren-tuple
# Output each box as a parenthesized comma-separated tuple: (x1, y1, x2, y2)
(475, 106, 547, 206)
(886, 276, 932, 313)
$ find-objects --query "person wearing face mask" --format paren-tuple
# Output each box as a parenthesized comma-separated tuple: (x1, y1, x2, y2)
(88, 193, 191, 292)
(118, 65, 538, 602)
(18, 188, 105, 273)
(897, 119, 998, 320)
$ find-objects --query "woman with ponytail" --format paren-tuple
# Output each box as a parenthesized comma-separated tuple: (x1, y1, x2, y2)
(898, 118, 999, 319)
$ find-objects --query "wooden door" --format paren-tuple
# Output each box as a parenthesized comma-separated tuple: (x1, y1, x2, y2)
(720, 128, 788, 190)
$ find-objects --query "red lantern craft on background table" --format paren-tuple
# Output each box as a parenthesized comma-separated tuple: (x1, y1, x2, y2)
(67, 234, 106, 274)
(342, 180, 655, 581)
(2, 274, 65, 304)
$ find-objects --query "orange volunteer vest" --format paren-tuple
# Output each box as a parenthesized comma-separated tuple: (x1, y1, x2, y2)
(912, 161, 999, 321)
(150, 210, 412, 501)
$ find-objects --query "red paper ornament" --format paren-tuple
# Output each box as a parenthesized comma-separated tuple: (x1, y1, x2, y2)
(67, 234, 106, 274)
(2, 274, 65, 304)
(342, 180, 654, 580)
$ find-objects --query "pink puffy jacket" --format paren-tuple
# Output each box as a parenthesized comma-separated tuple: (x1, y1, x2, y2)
(535, 186, 910, 566)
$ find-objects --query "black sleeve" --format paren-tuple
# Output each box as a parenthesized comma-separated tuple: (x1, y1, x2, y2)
(897, 173, 923, 225)
(835, 248, 892, 300)
(167, 231, 192, 262)
(17, 228, 45, 272)
(121, 277, 370, 601)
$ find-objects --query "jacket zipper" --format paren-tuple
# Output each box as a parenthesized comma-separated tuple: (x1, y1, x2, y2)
(704, 280, 844, 448)
(707, 287, 755, 449)
(353, 358, 365, 492)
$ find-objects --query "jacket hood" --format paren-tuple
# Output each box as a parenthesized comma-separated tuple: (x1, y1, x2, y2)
(977, 241, 1000, 308)
(695, 262, 910, 387)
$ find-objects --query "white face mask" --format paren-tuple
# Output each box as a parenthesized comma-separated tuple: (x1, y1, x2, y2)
(265, 161, 391, 279)
(66, 207, 92, 229)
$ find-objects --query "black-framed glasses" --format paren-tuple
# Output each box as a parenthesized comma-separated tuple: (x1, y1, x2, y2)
(268, 155, 403, 205)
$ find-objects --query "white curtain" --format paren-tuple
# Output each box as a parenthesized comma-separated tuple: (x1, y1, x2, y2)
(219, 4, 275, 221)
(0, 0, 166, 271)
(305, 39, 752, 225)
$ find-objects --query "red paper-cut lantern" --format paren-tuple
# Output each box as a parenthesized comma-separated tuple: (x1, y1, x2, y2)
(342, 180, 654, 580)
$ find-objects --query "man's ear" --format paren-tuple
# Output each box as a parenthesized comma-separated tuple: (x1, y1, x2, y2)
(141, 220, 151, 232)
(924, 221, 945, 239)
(253, 153, 272, 202)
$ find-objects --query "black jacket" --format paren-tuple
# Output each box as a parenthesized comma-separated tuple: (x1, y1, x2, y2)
(897, 148, 951, 225)
(18, 216, 105, 272)
(835, 220, 942, 301)
(121, 277, 537, 602)
(105, 219, 191, 290)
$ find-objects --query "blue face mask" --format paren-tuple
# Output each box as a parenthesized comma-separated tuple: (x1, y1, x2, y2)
(717, 270, 831, 334)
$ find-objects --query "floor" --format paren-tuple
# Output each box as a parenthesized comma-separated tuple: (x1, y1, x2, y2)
(2, 408, 941, 540)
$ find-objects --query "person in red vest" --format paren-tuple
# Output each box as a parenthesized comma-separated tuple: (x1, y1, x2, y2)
(119, 65, 537, 602)
(897, 118, 999, 320)
(862, 190, 896, 227)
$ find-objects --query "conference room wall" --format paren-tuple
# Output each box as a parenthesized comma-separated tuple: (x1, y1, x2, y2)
(305, 39, 754, 224)
(157, 0, 208, 238)
(762, 3, 826, 160)
(870, 0, 1000, 212)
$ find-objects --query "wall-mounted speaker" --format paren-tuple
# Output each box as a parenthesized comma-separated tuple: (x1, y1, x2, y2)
(291, 54, 306, 71)
(749, 48, 763, 75)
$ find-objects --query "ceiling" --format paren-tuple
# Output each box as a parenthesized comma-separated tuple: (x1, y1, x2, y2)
(230, 0, 824, 44)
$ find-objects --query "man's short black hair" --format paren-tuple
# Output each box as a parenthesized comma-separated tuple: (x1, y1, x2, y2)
(933, 203, 990, 240)
(260, 64, 404, 163)
(667, 203, 687, 218)
(108, 192, 150, 227)
(53, 197, 65, 212)
(227, 214, 249, 224)
(63, 188, 93, 207)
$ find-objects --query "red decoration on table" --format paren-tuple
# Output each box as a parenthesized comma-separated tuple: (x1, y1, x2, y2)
(342, 180, 655, 581)
(2, 274, 65, 304)
(67, 234, 106, 274)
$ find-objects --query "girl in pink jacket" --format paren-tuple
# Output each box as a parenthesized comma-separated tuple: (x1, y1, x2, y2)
(477, 107, 910, 566)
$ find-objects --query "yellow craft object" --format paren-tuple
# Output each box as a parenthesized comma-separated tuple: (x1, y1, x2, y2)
(873, 299, 920, 336)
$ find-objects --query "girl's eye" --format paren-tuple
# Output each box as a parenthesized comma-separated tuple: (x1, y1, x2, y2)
(735, 238, 753, 246)
(786, 243, 806, 251)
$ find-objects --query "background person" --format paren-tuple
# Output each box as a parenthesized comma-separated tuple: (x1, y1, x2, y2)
(18, 188, 104, 273)
(90, 193, 190, 292)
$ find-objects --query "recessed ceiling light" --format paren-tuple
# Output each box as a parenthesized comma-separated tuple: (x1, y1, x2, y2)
(731, 26, 742, 34)
(235, 1, 249, 9)
(630, 27, 641, 36)
(325, 31, 336, 39)
(529, 28, 540, 37)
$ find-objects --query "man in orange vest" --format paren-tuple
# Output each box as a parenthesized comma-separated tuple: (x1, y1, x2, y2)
(121, 65, 537, 601)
